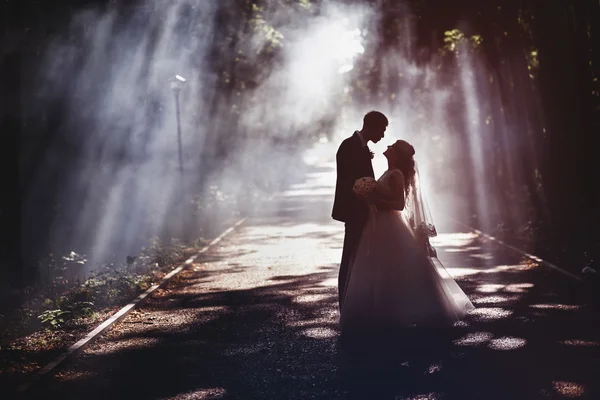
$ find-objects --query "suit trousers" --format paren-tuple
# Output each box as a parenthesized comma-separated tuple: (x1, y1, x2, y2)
(339, 221, 365, 311)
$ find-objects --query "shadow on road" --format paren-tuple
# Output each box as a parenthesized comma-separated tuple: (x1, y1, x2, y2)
(24, 145, 600, 400)
(27, 239, 599, 400)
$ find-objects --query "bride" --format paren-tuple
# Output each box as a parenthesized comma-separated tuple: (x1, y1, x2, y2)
(340, 139, 474, 334)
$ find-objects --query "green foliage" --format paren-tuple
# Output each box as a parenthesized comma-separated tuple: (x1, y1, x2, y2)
(5, 233, 200, 343)
(148, 237, 186, 267)
(70, 301, 95, 319)
(37, 299, 94, 329)
(298, 0, 311, 10)
(62, 250, 87, 265)
(525, 49, 539, 79)
(55, 295, 69, 309)
(38, 309, 71, 329)
(442, 29, 484, 55)
(249, 4, 284, 52)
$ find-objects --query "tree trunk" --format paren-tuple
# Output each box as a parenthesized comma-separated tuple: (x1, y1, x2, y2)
(0, 51, 24, 288)
(533, 0, 596, 269)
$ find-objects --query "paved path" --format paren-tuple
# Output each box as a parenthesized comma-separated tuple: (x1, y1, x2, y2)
(25, 147, 599, 400)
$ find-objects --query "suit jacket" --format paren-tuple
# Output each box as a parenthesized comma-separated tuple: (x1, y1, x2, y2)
(331, 132, 375, 225)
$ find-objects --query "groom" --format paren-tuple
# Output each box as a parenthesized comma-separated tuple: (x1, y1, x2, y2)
(332, 111, 388, 310)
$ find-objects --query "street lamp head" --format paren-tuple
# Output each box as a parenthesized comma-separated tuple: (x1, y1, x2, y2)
(169, 74, 187, 91)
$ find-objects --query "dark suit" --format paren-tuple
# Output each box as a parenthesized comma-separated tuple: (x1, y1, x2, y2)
(332, 132, 375, 310)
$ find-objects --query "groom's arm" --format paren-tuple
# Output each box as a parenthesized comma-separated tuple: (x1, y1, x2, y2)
(365, 172, 405, 211)
(365, 195, 405, 211)
(336, 141, 357, 195)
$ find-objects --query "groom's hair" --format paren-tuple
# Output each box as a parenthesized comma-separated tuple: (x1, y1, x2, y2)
(363, 111, 388, 129)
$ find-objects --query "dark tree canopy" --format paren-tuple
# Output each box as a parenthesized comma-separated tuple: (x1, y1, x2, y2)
(0, 0, 598, 288)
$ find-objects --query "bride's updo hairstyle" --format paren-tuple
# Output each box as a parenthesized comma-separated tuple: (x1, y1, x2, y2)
(390, 140, 416, 193)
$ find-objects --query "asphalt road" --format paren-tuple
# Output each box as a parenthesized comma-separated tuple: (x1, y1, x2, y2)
(23, 148, 600, 400)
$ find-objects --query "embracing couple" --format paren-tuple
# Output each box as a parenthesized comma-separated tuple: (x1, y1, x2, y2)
(332, 111, 474, 337)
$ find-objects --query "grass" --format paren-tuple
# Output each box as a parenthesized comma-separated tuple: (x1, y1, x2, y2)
(0, 233, 217, 392)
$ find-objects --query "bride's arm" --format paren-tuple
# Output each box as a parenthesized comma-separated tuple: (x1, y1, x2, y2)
(365, 171, 405, 211)
(366, 196, 404, 211)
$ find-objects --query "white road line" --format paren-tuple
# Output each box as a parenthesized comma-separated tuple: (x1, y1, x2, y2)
(17, 217, 247, 394)
(452, 220, 583, 282)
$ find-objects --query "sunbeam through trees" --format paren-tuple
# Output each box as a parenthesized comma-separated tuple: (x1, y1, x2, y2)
(0, 0, 598, 349)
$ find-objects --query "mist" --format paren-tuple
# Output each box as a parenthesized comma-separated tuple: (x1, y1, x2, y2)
(21, 0, 538, 276)
(20, 0, 372, 273)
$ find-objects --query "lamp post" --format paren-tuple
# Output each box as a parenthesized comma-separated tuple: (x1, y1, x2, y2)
(169, 74, 186, 175)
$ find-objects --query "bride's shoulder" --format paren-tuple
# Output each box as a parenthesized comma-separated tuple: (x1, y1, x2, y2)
(387, 169, 406, 188)
(378, 169, 404, 185)
(388, 169, 404, 179)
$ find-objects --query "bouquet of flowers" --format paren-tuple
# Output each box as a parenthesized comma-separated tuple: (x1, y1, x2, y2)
(353, 177, 377, 198)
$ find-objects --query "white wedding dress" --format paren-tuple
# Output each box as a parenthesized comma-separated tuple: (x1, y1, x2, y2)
(340, 169, 474, 333)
